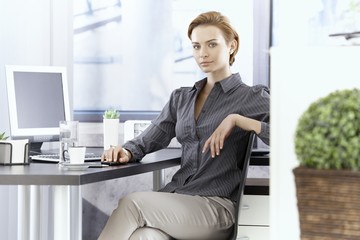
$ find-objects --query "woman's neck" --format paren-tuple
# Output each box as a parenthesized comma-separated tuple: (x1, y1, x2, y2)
(206, 68, 232, 85)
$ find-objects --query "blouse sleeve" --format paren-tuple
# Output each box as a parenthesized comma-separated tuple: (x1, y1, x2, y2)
(248, 85, 270, 145)
(122, 89, 180, 162)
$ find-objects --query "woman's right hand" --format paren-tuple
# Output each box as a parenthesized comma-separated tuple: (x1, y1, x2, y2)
(101, 146, 132, 163)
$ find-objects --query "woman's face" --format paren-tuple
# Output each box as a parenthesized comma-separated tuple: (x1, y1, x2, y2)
(190, 25, 233, 75)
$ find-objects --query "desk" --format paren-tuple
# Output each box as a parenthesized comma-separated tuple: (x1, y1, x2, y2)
(0, 148, 269, 240)
(0, 149, 181, 240)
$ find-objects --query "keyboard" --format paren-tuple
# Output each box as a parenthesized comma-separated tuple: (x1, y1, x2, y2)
(30, 153, 102, 162)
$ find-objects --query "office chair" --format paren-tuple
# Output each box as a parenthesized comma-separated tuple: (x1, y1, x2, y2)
(229, 131, 256, 240)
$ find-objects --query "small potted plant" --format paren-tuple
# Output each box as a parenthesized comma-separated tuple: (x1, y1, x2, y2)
(103, 109, 120, 149)
(0, 131, 9, 141)
(293, 88, 360, 240)
(103, 109, 120, 119)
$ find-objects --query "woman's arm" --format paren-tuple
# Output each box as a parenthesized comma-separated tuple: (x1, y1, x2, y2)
(102, 89, 180, 163)
(202, 114, 261, 158)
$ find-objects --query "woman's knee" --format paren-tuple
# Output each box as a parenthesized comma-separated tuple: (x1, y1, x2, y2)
(116, 192, 149, 219)
(118, 192, 144, 205)
(129, 227, 173, 240)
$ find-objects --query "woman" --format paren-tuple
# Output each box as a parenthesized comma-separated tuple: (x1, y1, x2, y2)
(99, 11, 269, 240)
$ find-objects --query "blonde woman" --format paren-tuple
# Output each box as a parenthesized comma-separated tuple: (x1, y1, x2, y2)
(99, 11, 270, 240)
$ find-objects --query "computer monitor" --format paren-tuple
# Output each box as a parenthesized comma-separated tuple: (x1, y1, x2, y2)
(5, 65, 71, 152)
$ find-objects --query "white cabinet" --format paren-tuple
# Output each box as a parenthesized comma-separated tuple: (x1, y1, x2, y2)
(237, 226, 269, 240)
(237, 195, 270, 240)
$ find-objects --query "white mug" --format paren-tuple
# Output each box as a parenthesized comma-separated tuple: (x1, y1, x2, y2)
(63, 146, 86, 164)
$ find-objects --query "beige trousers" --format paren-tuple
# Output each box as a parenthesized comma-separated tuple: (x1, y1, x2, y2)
(98, 192, 235, 240)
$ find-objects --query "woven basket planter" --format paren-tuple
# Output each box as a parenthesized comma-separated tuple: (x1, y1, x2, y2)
(293, 166, 360, 240)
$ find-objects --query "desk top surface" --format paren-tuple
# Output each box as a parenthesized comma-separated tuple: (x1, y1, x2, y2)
(0, 149, 181, 186)
(0, 148, 269, 194)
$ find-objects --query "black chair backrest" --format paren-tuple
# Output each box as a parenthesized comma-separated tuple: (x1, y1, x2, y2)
(230, 131, 256, 240)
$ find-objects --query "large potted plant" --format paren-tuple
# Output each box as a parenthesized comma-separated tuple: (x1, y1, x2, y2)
(293, 88, 360, 240)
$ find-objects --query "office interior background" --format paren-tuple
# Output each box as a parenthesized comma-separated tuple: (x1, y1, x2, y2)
(0, 0, 359, 239)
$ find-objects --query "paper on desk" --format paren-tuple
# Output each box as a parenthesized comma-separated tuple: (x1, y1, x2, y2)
(0, 139, 29, 164)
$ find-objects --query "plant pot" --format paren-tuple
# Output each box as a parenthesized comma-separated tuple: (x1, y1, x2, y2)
(103, 118, 119, 150)
(293, 166, 360, 240)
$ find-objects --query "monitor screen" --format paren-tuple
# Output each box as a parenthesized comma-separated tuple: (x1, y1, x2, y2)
(5, 65, 71, 151)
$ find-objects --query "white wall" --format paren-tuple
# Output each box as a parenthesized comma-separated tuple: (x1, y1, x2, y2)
(0, 0, 73, 133)
(270, 46, 360, 240)
(0, 0, 72, 238)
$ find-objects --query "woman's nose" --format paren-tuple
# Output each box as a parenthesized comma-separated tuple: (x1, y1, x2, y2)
(200, 49, 208, 58)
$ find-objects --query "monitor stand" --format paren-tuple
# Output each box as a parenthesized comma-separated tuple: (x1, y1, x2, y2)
(29, 142, 43, 155)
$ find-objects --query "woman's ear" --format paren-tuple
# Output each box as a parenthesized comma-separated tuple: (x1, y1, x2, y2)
(230, 39, 237, 52)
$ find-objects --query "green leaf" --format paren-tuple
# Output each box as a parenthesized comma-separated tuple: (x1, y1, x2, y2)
(294, 88, 360, 170)
(0, 131, 9, 140)
(103, 109, 120, 119)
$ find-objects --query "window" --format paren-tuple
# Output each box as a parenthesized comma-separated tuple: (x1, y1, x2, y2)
(73, 0, 271, 122)
(272, 0, 360, 46)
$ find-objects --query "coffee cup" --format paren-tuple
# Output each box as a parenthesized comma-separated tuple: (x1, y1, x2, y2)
(63, 146, 86, 164)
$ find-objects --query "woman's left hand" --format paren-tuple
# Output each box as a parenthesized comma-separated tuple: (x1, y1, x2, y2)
(202, 114, 236, 158)
(202, 113, 262, 158)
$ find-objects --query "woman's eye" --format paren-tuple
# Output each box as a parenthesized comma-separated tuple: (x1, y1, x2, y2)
(193, 45, 200, 50)
(209, 42, 217, 48)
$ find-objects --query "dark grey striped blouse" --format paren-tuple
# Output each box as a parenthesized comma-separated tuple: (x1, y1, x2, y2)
(123, 73, 270, 201)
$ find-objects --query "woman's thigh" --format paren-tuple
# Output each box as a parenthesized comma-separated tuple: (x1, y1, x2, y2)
(126, 192, 234, 240)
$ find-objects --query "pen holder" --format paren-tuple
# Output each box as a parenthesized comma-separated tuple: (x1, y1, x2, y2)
(0, 139, 30, 165)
